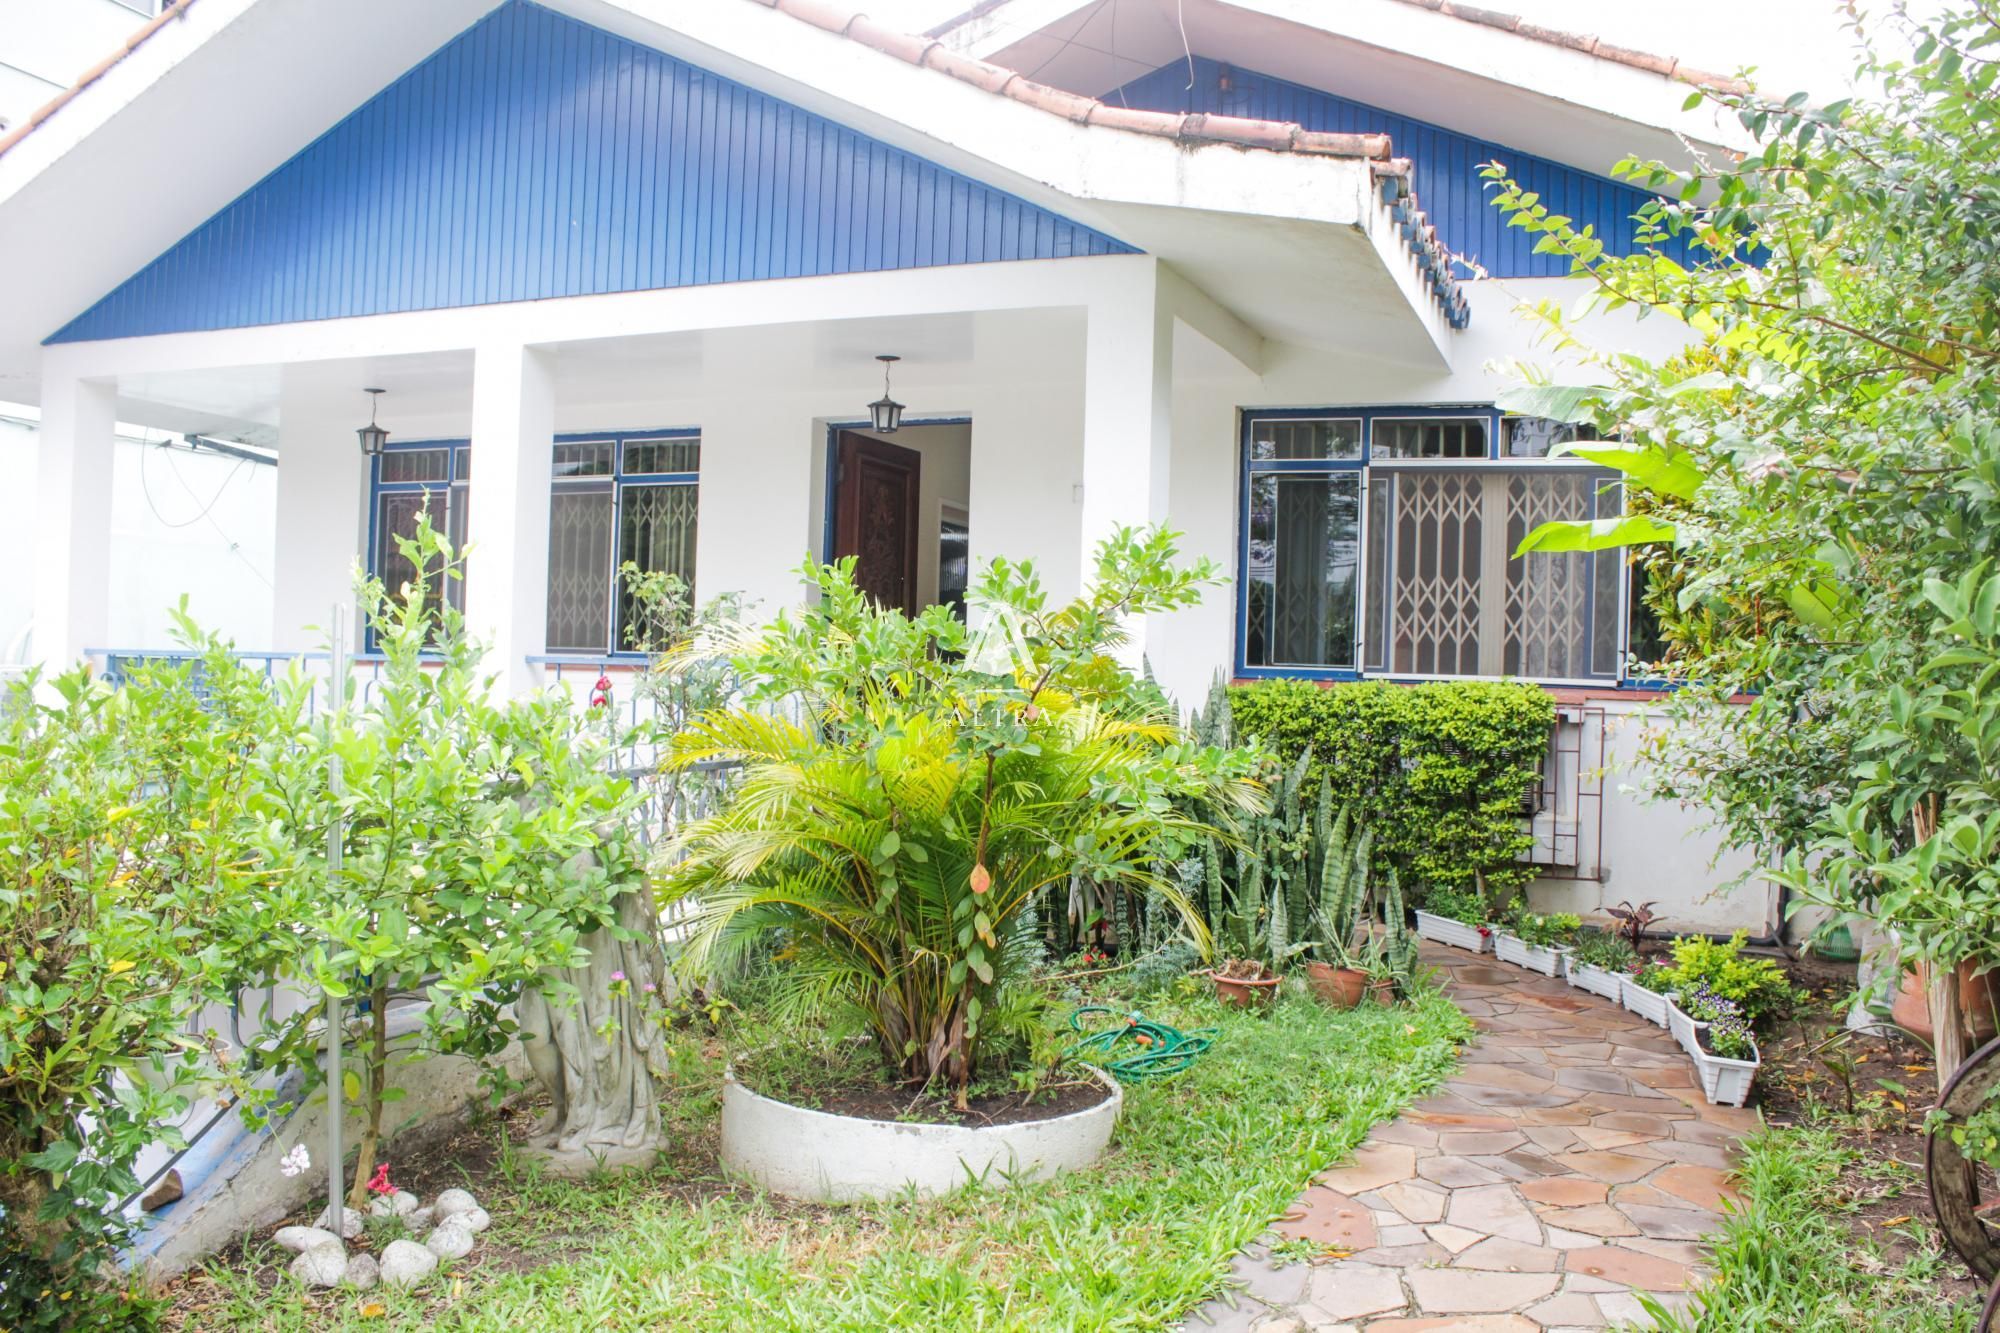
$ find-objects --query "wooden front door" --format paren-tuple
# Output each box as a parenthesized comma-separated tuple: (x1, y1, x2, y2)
(832, 431, 922, 616)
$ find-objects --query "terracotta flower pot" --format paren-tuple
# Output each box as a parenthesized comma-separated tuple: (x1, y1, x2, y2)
(1368, 978, 1396, 1007)
(1210, 970, 1282, 1007)
(1306, 961, 1370, 1009)
(1891, 961, 2000, 1045)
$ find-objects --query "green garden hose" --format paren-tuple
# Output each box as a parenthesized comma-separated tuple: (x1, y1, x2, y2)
(1066, 1006, 1216, 1082)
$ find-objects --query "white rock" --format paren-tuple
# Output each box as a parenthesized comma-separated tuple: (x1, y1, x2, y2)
(378, 1238, 438, 1289)
(424, 1220, 475, 1260)
(391, 1189, 420, 1217)
(343, 1253, 379, 1292)
(368, 1196, 398, 1218)
(432, 1187, 478, 1219)
(314, 1205, 364, 1239)
(406, 1205, 436, 1230)
(273, 1225, 340, 1254)
(457, 1206, 491, 1234)
(288, 1241, 349, 1288)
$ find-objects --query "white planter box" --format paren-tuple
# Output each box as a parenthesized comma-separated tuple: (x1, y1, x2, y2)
(720, 1064, 1121, 1202)
(1620, 976, 1676, 1027)
(1691, 1036, 1761, 1107)
(1565, 958, 1624, 1002)
(1667, 999, 1702, 1056)
(1414, 911, 1488, 954)
(1494, 932, 1565, 976)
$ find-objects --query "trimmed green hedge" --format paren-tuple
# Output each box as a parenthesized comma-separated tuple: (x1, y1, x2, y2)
(1226, 679, 1554, 901)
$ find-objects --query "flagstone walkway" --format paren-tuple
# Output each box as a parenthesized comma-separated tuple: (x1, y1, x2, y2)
(1182, 944, 1761, 1332)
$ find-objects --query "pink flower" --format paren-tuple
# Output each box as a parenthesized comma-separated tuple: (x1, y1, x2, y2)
(611, 970, 626, 982)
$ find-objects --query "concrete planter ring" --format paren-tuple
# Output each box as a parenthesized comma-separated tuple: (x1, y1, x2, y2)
(720, 1063, 1123, 1203)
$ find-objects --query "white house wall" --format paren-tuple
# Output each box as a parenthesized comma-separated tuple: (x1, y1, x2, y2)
(0, 408, 274, 660)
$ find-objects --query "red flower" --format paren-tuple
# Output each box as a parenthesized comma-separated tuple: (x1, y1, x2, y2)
(366, 1162, 395, 1196)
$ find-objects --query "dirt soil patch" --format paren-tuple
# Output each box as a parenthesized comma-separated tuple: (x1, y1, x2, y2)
(1759, 956, 1987, 1307)
(794, 1072, 1112, 1127)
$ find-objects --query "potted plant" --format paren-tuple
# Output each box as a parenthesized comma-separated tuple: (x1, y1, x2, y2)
(1211, 957, 1285, 1007)
(1563, 930, 1636, 1001)
(1679, 985, 1761, 1106)
(1494, 909, 1580, 976)
(1413, 883, 1494, 954)
(1619, 960, 1679, 1027)
(663, 530, 1261, 1200)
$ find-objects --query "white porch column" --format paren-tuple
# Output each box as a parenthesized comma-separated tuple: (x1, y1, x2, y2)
(32, 370, 117, 669)
(273, 365, 371, 653)
(465, 343, 555, 694)
(1080, 260, 1173, 660)
(693, 395, 816, 619)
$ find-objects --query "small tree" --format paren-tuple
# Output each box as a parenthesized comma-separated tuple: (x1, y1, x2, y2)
(660, 528, 1262, 1103)
(231, 519, 647, 1207)
(1481, 3, 2000, 1071)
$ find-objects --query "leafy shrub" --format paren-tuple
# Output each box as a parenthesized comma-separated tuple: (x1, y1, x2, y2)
(1226, 679, 1551, 900)
(1567, 930, 1638, 972)
(1628, 960, 1678, 994)
(1507, 910, 1582, 948)
(1124, 940, 1203, 996)
(0, 656, 266, 1318)
(1659, 932, 1803, 1029)
(1423, 885, 1503, 926)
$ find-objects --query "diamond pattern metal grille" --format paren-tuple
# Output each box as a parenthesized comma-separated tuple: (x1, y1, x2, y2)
(617, 485, 698, 651)
(546, 489, 613, 652)
(1503, 472, 1593, 679)
(1390, 471, 1482, 675)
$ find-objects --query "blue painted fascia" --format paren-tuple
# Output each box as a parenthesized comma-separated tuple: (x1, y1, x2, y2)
(50, 1, 1136, 344)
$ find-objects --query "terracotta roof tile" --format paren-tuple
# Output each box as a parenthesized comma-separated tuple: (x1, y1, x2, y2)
(1383, 0, 1752, 95)
(753, 0, 1468, 329)
(0, 0, 196, 161)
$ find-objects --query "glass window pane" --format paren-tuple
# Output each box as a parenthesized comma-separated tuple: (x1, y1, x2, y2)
(1501, 416, 1600, 459)
(454, 446, 471, 481)
(616, 484, 698, 651)
(545, 488, 614, 653)
(378, 449, 450, 484)
(552, 442, 614, 478)
(1591, 480, 1624, 678)
(621, 437, 700, 475)
(1363, 474, 1390, 673)
(1371, 418, 1489, 460)
(1244, 474, 1359, 669)
(1248, 419, 1361, 462)
(374, 489, 453, 621)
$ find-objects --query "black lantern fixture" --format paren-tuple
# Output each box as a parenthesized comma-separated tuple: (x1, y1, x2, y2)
(867, 355, 905, 434)
(356, 387, 390, 457)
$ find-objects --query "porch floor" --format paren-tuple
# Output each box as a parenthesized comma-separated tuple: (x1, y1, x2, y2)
(1180, 944, 1760, 1332)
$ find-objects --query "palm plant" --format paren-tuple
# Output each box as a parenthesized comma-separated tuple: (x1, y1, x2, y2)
(659, 528, 1263, 1102)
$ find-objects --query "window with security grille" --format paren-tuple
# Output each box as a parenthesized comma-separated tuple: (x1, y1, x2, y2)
(1370, 467, 1621, 681)
(1241, 411, 1627, 684)
(545, 433, 699, 654)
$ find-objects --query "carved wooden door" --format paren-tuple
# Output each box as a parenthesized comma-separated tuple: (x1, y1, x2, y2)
(833, 431, 921, 616)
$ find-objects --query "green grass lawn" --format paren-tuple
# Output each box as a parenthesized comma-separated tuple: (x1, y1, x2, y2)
(175, 985, 1469, 1332)
(1650, 1119, 1979, 1333)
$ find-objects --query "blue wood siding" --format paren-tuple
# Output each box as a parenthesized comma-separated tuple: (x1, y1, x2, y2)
(49, 1, 1135, 344)
(1110, 58, 1695, 279)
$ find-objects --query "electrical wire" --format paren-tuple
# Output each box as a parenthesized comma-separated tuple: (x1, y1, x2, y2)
(137, 432, 276, 591)
(1023, 0, 1114, 83)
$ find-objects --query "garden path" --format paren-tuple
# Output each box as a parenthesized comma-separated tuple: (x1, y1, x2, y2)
(1181, 943, 1760, 1332)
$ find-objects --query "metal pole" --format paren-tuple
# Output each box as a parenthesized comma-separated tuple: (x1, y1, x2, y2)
(324, 603, 347, 1224)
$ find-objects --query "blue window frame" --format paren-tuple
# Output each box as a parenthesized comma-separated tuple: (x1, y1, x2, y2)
(367, 428, 699, 658)
(1236, 406, 1627, 686)
(545, 429, 700, 656)
(367, 439, 470, 649)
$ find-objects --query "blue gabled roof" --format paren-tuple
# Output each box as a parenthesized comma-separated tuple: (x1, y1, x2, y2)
(48, 1, 1135, 344)
(1109, 58, 1698, 281)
